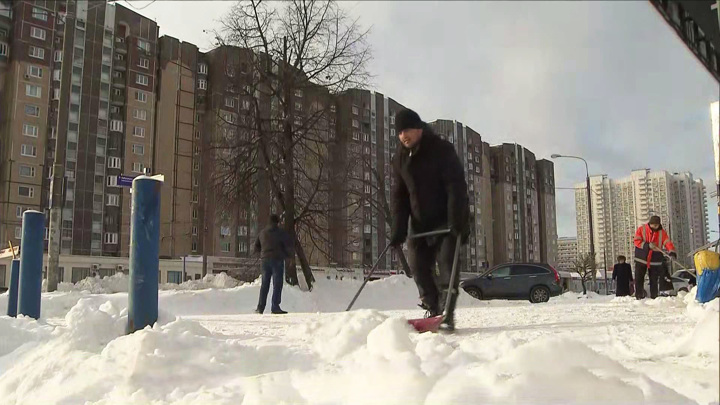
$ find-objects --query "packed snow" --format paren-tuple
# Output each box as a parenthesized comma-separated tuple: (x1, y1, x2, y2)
(1, 273, 718, 404)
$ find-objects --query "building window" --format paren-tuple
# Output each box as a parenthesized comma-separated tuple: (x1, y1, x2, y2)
(132, 162, 145, 173)
(191, 241, 198, 252)
(30, 27, 46, 41)
(352, 106, 359, 115)
(135, 91, 147, 103)
(22, 124, 38, 138)
(27, 65, 43, 78)
(53, 50, 62, 62)
(364, 184, 371, 193)
(198, 63, 207, 74)
(192, 209, 198, 219)
(29, 46, 45, 60)
(25, 104, 40, 117)
(195, 130, 200, 139)
(225, 97, 235, 108)
(137, 39, 150, 53)
(110, 120, 123, 132)
(104, 232, 118, 244)
(25, 84, 41, 98)
(107, 157, 121, 169)
(19, 165, 35, 177)
(15, 227, 22, 240)
(133, 126, 145, 137)
(136, 74, 149, 86)
(198, 79, 207, 90)
(20, 144, 37, 157)
(220, 226, 231, 237)
(18, 186, 34, 198)
(0, 42, 8, 57)
(352, 119, 359, 128)
(242, 100, 250, 110)
(221, 242, 231, 252)
(32, 7, 48, 21)
(295, 101, 302, 111)
(132, 144, 145, 155)
(107, 194, 119, 206)
(133, 109, 147, 121)
(138, 58, 149, 69)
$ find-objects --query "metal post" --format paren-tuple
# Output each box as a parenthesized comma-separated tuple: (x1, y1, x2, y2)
(182, 256, 186, 282)
(17, 211, 45, 319)
(586, 173, 596, 290)
(127, 177, 162, 333)
(603, 248, 608, 295)
(47, 1, 78, 293)
(6, 259, 19, 317)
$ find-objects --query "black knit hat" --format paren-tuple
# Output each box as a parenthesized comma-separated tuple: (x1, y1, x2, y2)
(395, 109, 424, 133)
(649, 215, 661, 225)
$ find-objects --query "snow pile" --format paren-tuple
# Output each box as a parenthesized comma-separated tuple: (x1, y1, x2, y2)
(52, 272, 243, 294)
(0, 276, 716, 404)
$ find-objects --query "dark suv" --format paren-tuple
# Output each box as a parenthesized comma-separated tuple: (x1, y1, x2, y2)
(460, 263, 563, 303)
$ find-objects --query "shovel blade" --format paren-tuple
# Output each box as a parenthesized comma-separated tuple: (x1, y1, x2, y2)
(408, 315, 443, 333)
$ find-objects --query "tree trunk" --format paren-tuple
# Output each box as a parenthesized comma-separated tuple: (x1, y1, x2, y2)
(581, 280, 587, 295)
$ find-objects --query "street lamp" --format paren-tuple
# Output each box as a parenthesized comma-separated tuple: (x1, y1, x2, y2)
(551, 154, 597, 289)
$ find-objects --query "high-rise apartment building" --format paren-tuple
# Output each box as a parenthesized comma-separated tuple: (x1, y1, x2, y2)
(490, 143, 556, 265)
(427, 119, 494, 271)
(556, 236, 578, 272)
(0, 2, 557, 278)
(0, 1, 158, 257)
(575, 169, 708, 268)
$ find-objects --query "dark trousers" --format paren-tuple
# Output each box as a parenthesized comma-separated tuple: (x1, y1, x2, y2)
(635, 263, 661, 299)
(257, 259, 284, 312)
(408, 234, 461, 312)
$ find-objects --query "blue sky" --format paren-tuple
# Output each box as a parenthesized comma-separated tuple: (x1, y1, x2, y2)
(129, 0, 719, 238)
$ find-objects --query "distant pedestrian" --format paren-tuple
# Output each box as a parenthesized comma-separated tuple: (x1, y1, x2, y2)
(254, 214, 293, 314)
(633, 215, 676, 299)
(612, 255, 633, 297)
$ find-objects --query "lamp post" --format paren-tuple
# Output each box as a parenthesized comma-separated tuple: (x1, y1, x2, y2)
(551, 154, 596, 290)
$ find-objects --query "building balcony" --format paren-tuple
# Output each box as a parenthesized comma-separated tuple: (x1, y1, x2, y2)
(113, 60, 126, 72)
(112, 80, 125, 89)
(110, 93, 124, 106)
(114, 39, 127, 54)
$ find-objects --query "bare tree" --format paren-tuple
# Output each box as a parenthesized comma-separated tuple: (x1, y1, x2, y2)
(209, 0, 371, 289)
(572, 252, 598, 295)
(347, 152, 411, 276)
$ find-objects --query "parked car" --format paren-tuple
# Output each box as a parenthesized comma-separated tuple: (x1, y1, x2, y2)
(639, 276, 690, 297)
(460, 263, 563, 303)
(672, 269, 697, 286)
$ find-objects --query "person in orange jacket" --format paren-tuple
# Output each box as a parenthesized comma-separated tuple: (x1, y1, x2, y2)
(633, 215, 676, 299)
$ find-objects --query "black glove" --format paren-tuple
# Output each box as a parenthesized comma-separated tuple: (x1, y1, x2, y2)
(388, 232, 406, 248)
(451, 224, 470, 245)
(669, 252, 677, 259)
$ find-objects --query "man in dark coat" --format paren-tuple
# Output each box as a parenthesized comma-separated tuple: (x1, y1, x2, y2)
(389, 108, 470, 332)
(612, 255, 633, 297)
(254, 214, 293, 314)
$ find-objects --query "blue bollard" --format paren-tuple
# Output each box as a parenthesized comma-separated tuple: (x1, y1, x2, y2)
(17, 210, 45, 319)
(6, 259, 20, 317)
(127, 177, 162, 334)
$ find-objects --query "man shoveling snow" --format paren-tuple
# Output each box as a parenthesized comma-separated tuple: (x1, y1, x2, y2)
(389, 109, 471, 332)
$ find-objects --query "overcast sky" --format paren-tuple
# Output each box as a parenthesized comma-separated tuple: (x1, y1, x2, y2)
(126, 0, 719, 238)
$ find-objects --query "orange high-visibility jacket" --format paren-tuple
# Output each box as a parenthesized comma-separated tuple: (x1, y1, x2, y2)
(633, 223, 675, 266)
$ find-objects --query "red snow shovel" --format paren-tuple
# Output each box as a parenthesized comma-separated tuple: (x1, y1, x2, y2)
(345, 229, 461, 334)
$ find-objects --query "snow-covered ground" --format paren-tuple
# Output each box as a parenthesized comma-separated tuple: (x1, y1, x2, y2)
(0, 274, 718, 405)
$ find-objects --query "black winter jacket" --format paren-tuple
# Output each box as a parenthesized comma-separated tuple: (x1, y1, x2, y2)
(390, 127, 470, 244)
(254, 225, 293, 261)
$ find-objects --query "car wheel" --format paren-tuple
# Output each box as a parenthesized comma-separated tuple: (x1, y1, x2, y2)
(529, 286, 550, 303)
(464, 287, 483, 300)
